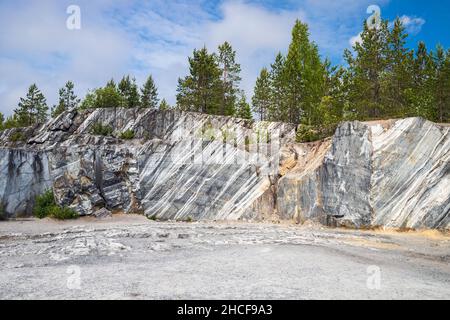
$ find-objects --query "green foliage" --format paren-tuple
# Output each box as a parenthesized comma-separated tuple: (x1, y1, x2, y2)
(236, 94, 253, 120)
(94, 85, 124, 109)
(268, 53, 287, 121)
(79, 90, 97, 110)
(91, 123, 114, 136)
(248, 17, 449, 137)
(48, 206, 78, 220)
(141, 75, 159, 109)
(217, 41, 241, 116)
(2, 115, 21, 130)
(119, 76, 140, 108)
(177, 43, 243, 116)
(33, 190, 56, 219)
(79, 80, 124, 110)
(159, 99, 171, 111)
(344, 20, 390, 120)
(296, 124, 337, 143)
(52, 81, 80, 118)
(14, 84, 48, 126)
(254, 20, 327, 125)
(9, 131, 26, 143)
(285, 20, 327, 125)
(0, 112, 4, 131)
(177, 47, 223, 114)
(52, 81, 80, 117)
(252, 68, 271, 121)
(33, 190, 78, 220)
(119, 129, 135, 140)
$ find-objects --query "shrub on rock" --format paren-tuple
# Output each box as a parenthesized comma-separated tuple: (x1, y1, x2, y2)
(33, 190, 78, 220)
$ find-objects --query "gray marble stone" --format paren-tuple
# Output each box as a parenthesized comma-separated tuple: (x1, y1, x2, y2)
(0, 109, 448, 230)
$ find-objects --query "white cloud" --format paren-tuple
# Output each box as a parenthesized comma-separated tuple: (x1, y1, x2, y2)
(0, 0, 134, 115)
(2, 0, 421, 118)
(399, 15, 426, 35)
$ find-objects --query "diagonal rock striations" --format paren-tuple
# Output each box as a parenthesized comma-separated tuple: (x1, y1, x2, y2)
(0, 108, 448, 230)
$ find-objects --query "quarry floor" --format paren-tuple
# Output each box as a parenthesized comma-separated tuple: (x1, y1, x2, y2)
(0, 215, 449, 300)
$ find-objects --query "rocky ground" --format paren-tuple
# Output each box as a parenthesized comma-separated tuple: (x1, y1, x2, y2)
(0, 215, 449, 300)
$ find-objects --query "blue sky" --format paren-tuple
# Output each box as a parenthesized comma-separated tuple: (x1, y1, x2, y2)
(1, 0, 449, 116)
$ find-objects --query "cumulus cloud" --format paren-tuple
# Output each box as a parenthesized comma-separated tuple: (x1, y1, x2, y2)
(0, 0, 418, 117)
(0, 0, 134, 115)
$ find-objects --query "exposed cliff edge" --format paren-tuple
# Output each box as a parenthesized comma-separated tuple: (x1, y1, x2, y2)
(0, 108, 448, 230)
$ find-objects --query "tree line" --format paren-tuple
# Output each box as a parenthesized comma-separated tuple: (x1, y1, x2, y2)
(1, 17, 449, 137)
(0, 75, 165, 130)
(176, 41, 252, 119)
(252, 18, 449, 131)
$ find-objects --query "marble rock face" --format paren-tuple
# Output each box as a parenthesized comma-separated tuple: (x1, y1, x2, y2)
(0, 108, 448, 230)
(277, 118, 449, 229)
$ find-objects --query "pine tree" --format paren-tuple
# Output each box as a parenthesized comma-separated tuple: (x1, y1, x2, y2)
(3, 115, 20, 129)
(319, 61, 346, 126)
(176, 47, 222, 114)
(284, 20, 326, 125)
(252, 68, 271, 121)
(118, 76, 140, 108)
(344, 20, 390, 119)
(384, 18, 412, 117)
(141, 75, 159, 109)
(217, 42, 242, 116)
(432, 46, 450, 122)
(269, 53, 287, 122)
(14, 84, 48, 126)
(406, 42, 435, 119)
(106, 79, 116, 89)
(52, 81, 80, 117)
(159, 99, 171, 111)
(236, 93, 252, 120)
(0, 112, 4, 130)
(442, 49, 450, 122)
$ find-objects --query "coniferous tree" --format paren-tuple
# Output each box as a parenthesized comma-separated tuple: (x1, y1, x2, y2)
(176, 47, 222, 114)
(406, 42, 435, 118)
(384, 18, 412, 117)
(118, 76, 140, 108)
(106, 79, 116, 89)
(236, 93, 252, 120)
(217, 42, 242, 116)
(52, 81, 80, 117)
(141, 75, 159, 109)
(432, 46, 450, 122)
(3, 115, 20, 129)
(319, 61, 346, 126)
(269, 53, 287, 122)
(252, 68, 271, 121)
(14, 84, 48, 126)
(0, 112, 4, 130)
(284, 20, 327, 125)
(344, 20, 390, 119)
(159, 99, 171, 111)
